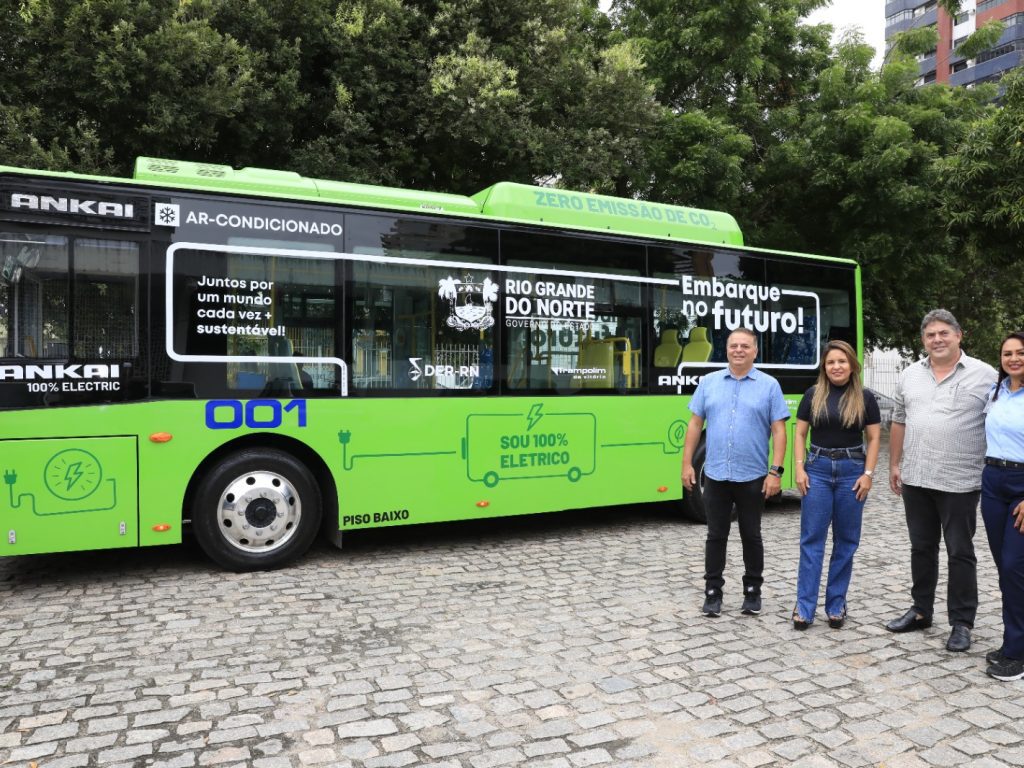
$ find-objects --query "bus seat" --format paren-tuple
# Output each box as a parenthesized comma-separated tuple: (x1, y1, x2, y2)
(266, 337, 301, 393)
(236, 371, 267, 390)
(653, 329, 683, 367)
(578, 338, 615, 387)
(681, 326, 712, 363)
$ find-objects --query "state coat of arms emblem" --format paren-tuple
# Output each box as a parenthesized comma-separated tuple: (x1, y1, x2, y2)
(437, 275, 498, 331)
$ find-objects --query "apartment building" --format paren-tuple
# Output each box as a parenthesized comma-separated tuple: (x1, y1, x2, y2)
(884, 0, 1023, 87)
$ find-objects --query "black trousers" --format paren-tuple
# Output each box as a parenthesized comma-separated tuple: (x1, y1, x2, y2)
(981, 465, 1024, 659)
(901, 483, 979, 628)
(704, 476, 765, 595)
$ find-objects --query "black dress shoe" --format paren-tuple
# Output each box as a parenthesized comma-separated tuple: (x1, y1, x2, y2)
(946, 624, 971, 652)
(885, 608, 932, 633)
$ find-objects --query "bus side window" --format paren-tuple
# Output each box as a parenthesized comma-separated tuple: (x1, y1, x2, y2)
(0, 234, 69, 360)
(73, 239, 140, 360)
(500, 231, 644, 394)
(349, 262, 497, 392)
(344, 214, 499, 395)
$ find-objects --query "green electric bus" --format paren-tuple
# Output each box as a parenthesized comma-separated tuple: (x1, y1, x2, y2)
(0, 158, 860, 570)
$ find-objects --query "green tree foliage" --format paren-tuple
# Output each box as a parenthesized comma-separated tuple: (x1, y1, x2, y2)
(4, 0, 1023, 350)
(937, 69, 1024, 357)
(5, 0, 664, 193)
(747, 34, 996, 351)
(12, 1, 277, 169)
(610, 0, 833, 209)
(885, 23, 939, 61)
(290, 0, 665, 192)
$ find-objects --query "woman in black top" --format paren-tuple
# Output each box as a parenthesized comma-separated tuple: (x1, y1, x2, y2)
(792, 340, 882, 629)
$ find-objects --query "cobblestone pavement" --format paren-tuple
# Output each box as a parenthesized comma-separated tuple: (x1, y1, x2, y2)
(3, 446, 1023, 768)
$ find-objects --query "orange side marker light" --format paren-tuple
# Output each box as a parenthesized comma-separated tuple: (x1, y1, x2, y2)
(152, 524, 172, 533)
(149, 432, 173, 443)
(657, 486, 669, 493)
(476, 501, 490, 508)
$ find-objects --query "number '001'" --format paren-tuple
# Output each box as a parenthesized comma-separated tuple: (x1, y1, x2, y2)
(205, 399, 307, 429)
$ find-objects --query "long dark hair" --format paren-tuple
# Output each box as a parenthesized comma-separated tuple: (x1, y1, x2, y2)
(993, 331, 1024, 401)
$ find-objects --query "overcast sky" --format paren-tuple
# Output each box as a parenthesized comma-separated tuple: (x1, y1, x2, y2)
(803, 0, 887, 68)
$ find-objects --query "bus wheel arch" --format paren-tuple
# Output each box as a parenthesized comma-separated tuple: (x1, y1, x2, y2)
(185, 434, 336, 571)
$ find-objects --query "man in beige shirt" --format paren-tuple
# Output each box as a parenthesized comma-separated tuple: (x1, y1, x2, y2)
(887, 309, 996, 652)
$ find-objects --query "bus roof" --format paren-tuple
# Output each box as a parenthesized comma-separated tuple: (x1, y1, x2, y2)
(0, 156, 746, 246)
(131, 157, 745, 246)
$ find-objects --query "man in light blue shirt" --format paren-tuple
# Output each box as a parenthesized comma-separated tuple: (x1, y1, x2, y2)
(682, 328, 790, 617)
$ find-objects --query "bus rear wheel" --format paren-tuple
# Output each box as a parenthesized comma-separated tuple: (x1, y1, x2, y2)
(682, 441, 708, 524)
(192, 448, 322, 571)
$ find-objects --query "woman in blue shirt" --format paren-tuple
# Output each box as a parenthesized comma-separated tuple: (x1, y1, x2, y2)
(792, 340, 881, 630)
(981, 331, 1024, 681)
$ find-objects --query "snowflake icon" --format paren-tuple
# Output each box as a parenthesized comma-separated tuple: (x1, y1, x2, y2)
(155, 203, 180, 227)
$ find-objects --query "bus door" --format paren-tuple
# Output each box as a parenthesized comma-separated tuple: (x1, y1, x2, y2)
(1, 224, 144, 554)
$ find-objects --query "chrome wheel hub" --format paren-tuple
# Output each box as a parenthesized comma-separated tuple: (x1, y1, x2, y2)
(217, 470, 301, 553)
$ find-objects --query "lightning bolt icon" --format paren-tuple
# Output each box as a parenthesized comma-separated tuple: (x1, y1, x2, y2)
(527, 403, 543, 431)
(64, 461, 84, 491)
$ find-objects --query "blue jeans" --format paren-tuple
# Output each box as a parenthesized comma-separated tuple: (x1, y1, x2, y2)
(795, 453, 866, 622)
(981, 465, 1024, 659)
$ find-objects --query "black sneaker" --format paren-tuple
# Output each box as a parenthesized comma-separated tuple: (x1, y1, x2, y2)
(986, 657, 1024, 682)
(702, 592, 722, 617)
(986, 647, 1006, 665)
(741, 588, 761, 616)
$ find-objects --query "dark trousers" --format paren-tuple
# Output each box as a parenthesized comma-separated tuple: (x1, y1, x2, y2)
(704, 477, 765, 595)
(980, 465, 1024, 660)
(901, 483, 979, 628)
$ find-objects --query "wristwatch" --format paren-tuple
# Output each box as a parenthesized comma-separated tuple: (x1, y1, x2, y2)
(769, 465, 785, 477)
(864, 469, 875, 477)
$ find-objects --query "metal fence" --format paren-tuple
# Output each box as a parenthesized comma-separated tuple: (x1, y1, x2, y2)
(864, 347, 913, 426)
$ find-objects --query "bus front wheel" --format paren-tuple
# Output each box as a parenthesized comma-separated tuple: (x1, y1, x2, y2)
(192, 448, 322, 571)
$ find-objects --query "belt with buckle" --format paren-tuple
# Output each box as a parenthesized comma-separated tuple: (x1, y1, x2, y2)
(985, 457, 1024, 470)
(809, 445, 866, 460)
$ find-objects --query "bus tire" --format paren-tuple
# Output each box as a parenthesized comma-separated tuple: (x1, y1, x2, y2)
(192, 448, 322, 571)
(682, 440, 708, 524)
